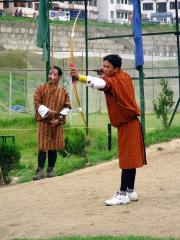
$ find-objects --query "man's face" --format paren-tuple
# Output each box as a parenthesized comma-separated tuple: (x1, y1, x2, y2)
(48, 68, 61, 84)
(102, 60, 119, 77)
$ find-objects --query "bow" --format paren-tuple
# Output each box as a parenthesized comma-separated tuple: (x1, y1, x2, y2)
(51, 32, 55, 68)
(69, 10, 86, 127)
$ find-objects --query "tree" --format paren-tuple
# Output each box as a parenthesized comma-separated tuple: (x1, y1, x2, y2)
(153, 78, 174, 128)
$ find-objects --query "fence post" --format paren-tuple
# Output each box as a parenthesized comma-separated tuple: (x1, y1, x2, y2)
(0, 165, 5, 185)
(9, 70, 12, 117)
(108, 123, 112, 151)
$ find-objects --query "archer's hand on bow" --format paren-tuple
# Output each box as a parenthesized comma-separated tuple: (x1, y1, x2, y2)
(70, 68, 79, 82)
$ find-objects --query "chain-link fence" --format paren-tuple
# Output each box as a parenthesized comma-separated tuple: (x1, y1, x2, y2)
(0, 33, 180, 131)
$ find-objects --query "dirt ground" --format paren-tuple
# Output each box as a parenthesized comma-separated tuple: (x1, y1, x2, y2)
(0, 139, 180, 240)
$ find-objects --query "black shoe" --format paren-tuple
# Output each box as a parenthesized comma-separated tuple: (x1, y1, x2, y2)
(46, 167, 53, 178)
(33, 167, 45, 181)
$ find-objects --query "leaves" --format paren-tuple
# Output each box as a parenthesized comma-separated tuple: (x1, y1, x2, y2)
(0, 143, 21, 184)
(153, 78, 174, 128)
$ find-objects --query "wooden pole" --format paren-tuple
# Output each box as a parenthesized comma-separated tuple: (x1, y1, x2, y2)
(0, 165, 5, 185)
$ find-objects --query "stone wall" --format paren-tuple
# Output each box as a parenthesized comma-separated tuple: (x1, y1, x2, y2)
(0, 21, 178, 57)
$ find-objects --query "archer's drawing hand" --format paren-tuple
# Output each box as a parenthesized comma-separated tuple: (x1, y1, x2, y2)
(97, 67, 104, 76)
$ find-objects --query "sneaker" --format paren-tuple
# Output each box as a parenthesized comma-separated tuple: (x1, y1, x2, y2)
(46, 167, 53, 178)
(127, 191, 138, 201)
(104, 191, 130, 206)
(33, 167, 45, 181)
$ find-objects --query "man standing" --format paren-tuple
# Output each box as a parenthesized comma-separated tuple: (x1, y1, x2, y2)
(71, 54, 146, 206)
(33, 66, 71, 180)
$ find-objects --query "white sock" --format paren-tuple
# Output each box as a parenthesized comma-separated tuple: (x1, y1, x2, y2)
(127, 188, 134, 193)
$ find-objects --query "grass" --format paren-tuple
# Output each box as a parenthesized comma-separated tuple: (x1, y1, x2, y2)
(0, 112, 180, 183)
(145, 125, 180, 146)
(0, 15, 177, 31)
(0, 50, 45, 69)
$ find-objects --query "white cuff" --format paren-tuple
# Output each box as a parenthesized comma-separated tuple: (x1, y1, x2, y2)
(59, 108, 71, 115)
(87, 76, 106, 89)
(38, 105, 49, 118)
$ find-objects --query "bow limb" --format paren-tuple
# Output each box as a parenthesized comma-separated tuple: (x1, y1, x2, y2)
(70, 10, 81, 67)
(51, 32, 55, 67)
(73, 84, 86, 126)
(70, 11, 86, 127)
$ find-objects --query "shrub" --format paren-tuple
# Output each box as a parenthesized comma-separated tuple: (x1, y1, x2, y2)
(153, 78, 174, 128)
(64, 128, 88, 155)
(0, 143, 21, 184)
(12, 98, 26, 106)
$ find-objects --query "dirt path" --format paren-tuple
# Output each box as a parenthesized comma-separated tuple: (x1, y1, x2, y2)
(0, 139, 180, 240)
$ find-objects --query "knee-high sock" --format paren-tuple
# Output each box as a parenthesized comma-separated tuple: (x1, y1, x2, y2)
(120, 168, 136, 192)
(38, 151, 46, 169)
(128, 168, 136, 190)
(48, 150, 57, 169)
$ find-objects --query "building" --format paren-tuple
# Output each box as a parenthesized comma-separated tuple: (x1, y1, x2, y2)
(0, 0, 38, 17)
(97, 0, 133, 24)
(141, 0, 180, 24)
(0, 2, 3, 10)
(1, 0, 98, 20)
(1, 0, 180, 24)
(1, 0, 132, 23)
(52, 1, 98, 20)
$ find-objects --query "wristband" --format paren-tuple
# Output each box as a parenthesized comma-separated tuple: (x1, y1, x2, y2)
(78, 75, 88, 83)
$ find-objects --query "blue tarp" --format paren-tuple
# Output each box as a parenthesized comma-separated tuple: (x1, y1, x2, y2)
(10, 105, 25, 112)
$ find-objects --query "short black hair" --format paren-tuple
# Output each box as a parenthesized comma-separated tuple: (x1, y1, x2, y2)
(51, 65, 63, 76)
(103, 54, 122, 69)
